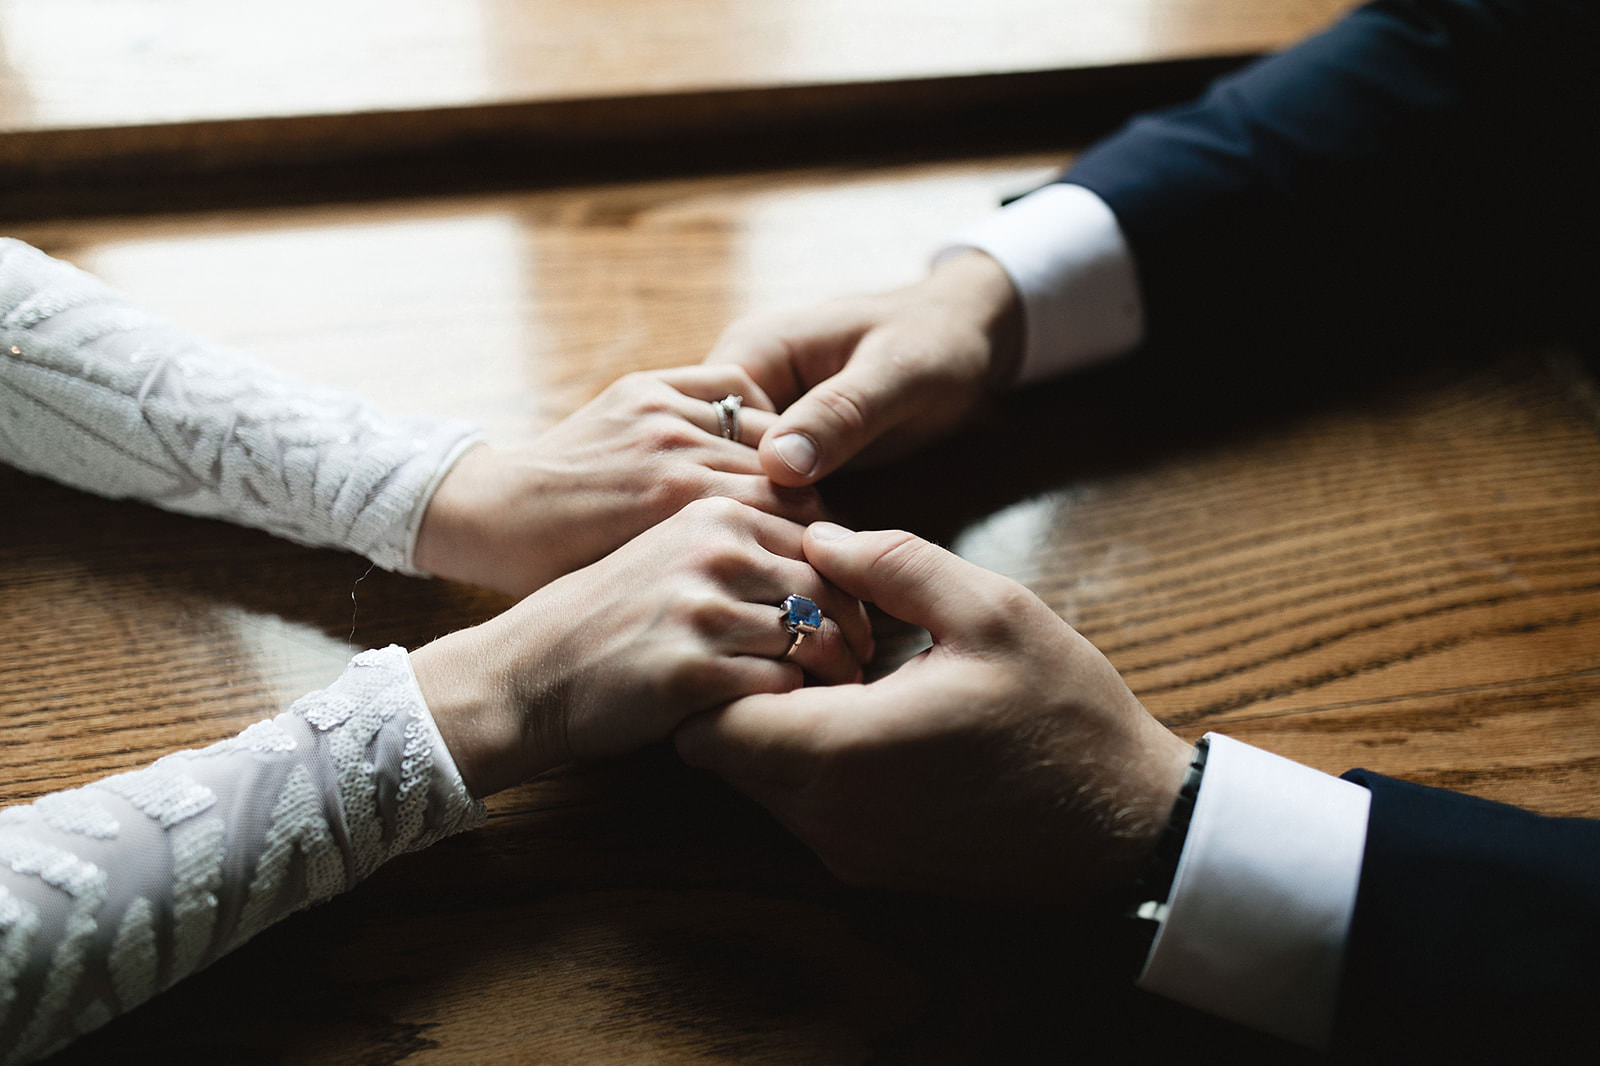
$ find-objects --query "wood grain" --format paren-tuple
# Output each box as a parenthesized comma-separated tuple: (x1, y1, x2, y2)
(0, 0, 1359, 200)
(1, 0, 1358, 129)
(2, 149, 1598, 1062)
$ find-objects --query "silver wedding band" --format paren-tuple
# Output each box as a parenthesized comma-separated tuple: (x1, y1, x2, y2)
(712, 393, 742, 441)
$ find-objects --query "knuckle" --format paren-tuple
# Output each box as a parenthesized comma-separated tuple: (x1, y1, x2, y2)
(660, 654, 721, 705)
(639, 419, 697, 453)
(879, 324, 971, 380)
(878, 329, 936, 374)
(675, 529, 756, 583)
(868, 531, 935, 586)
(638, 395, 679, 419)
(723, 363, 761, 395)
(810, 383, 872, 437)
(615, 374, 686, 418)
(699, 541, 757, 585)
(648, 466, 709, 511)
(968, 580, 1035, 642)
(680, 494, 749, 527)
(679, 590, 738, 635)
(612, 371, 656, 400)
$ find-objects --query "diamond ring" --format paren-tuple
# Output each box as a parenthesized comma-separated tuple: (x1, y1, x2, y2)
(780, 594, 822, 658)
(712, 393, 742, 441)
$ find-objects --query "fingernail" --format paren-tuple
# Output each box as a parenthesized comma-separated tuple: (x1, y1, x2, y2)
(772, 433, 818, 477)
(809, 521, 854, 541)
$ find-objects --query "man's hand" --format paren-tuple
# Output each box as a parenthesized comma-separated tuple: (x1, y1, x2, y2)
(675, 522, 1191, 902)
(705, 250, 1024, 487)
(414, 365, 822, 598)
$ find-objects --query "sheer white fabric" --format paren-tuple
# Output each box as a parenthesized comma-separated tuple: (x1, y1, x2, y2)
(0, 240, 490, 1059)
(0, 238, 480, 574)
(0, 647, 486, 1064)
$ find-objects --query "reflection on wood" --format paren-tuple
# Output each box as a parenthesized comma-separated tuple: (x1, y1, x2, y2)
(0, 0, 1359, 128)
(923, 355, 1600, 814)
(9, 155, 1063, 435)
(2, 149, 1597, 1062)
(0, 0, 1360, 200)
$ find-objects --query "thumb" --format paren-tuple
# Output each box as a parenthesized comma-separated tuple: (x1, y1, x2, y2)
(801, 523, 1009, 642)
(757, 333, 918, 487)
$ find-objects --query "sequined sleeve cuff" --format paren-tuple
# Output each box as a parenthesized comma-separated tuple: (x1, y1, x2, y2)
(0, 238, 482, 576)
(0, 646, 486, 1063)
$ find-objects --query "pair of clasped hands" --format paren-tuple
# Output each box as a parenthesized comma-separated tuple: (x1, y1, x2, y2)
(410, 252, 1190, 904)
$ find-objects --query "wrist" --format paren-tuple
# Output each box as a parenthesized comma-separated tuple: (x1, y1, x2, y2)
(413, 442, 496, 585)
(1110, 734, 1208, 977)
(414, 444, 558, 598)
(1126, 737, 1209, 906)
(1101, 726, 1198, 887)
(411, 614, 555, 798)
(926, 248, 1024, 388)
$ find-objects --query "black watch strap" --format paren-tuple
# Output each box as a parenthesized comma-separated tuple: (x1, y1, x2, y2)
(1119, 737, 1210, 974)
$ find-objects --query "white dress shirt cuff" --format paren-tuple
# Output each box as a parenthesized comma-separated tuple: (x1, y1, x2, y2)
(940, 183, 1144, 383)
(1136, 733, 1371, 1049)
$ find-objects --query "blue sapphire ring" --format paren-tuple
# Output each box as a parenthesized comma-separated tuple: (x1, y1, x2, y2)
(712, 393, 742, 441)
(780, 594, 823, 658)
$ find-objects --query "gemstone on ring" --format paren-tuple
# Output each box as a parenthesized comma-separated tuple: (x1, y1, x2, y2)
(782, 594, 822, 634)
(780, 594, 822, 659)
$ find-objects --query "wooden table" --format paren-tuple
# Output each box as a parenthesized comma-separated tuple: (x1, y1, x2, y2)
(0, 0, 1359, 215)
(4, 3, 1599, 1063)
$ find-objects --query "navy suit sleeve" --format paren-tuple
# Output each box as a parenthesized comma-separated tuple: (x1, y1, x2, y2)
(1333, 770, 1600, 1055)
(1064, 0, 1600, 357)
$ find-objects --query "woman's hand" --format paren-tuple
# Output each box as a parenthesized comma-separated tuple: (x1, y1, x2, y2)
(410, 498, 872, 798)
(413, 366, 823, 598)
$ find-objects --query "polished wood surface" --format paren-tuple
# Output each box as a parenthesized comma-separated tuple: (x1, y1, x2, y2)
(1, 0, 1357, 128)
(0, 0, 1359, 196)
(3, 143, 1599, 1062)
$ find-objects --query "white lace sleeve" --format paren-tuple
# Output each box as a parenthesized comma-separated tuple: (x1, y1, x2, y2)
(0, 646, 485, 1064)
(0, 238, 480, 575)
